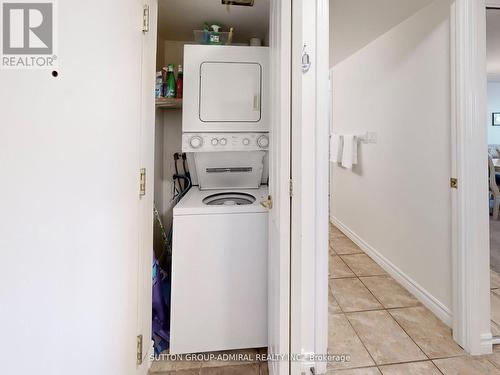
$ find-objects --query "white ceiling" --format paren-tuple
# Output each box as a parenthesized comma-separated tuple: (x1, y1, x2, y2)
(157, 0, 270, 44)
(330, 0, 435, 66)
(487, 8, 500, 81)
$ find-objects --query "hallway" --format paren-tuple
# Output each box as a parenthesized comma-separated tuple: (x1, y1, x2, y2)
(328, 225, 500, 374)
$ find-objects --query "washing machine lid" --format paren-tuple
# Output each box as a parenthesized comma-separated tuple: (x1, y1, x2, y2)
(193, 151, 265, 190)
(174, 186, 269, 215)
(203, 192, 256, 206)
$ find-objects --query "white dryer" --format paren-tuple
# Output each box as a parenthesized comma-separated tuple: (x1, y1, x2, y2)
(182, 45, 269, 133)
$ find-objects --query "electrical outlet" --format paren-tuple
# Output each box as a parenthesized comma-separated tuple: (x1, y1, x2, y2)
(365, 132, 378, 144)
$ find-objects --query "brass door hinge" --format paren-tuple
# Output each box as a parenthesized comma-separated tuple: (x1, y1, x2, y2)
(142, 5, 150, 33)
(450, 178, 458, 189)
(136, 334, 143, 365)
(140, 168, 146, 197)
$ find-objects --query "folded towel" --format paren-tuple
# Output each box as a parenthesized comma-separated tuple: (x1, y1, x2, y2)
(341, 134, 358, 169)
(330, 134, 343, 163)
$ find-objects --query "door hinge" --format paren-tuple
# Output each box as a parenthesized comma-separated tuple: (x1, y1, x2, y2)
(450, 177, 458, 189)
(289, 179, 294, 197)
(140, 168, 146, 197)
(136, 334, 143, 365)
(142, 5, 150, 33)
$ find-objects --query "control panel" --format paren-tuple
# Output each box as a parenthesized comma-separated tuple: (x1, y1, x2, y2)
(183, 133, 270, 152)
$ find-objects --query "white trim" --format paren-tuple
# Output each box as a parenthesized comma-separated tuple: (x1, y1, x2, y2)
(451, 0, 492, 355)
(331, 216, 453, 326)
(314, 0, 330, 374)
(267, 1, 291, 374)
(290, 0, 329, 373)
(486, 1, 500, 81)
(486, 0, 500, 7)
(482, 332, 494, 348)
(489, 73, 500, 81)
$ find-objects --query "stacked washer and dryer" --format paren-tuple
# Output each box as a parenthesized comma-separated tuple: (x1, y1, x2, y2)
(169, 45, 270, 354)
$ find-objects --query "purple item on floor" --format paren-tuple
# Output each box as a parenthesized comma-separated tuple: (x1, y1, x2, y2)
(152, 258, 170, 354)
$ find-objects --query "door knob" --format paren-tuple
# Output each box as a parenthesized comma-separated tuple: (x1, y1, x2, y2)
(260, 195, 273, 210)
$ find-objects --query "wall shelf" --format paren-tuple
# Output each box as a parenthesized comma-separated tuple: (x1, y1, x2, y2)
(156, 97, 182, 109)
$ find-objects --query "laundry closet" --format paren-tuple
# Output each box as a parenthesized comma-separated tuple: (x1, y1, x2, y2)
(152, 0, 271, 358)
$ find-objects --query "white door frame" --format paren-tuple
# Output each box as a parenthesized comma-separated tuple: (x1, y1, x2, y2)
(451, 0, 491, 355)
(487, 0, 500, 8)
(268, 0, 291, 374)
(290, 0, 329, 374)
(138, 0, 157, 371)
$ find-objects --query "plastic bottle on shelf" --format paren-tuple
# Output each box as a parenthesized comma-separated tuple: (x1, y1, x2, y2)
(155, 72, 163, 97)
(161, 67, 167, 97)
(176, 65, 183, 99)
(209, 25, 222, 45)
(165, 64, 176, 98)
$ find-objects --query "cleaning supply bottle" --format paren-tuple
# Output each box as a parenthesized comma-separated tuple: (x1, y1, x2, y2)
(165, 64, 176, 98)
(161, 67, 168, 97)
(210, 25, 222, 45)
(202, 23, 210, 44)
(176, 65, 183, 99)
(155, 72, 163, 97)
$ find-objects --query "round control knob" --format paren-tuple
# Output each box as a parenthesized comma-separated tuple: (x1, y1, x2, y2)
(257, 135, 269, 148)
(211, 138, 219, 146)
(219, 138, 227, 146)
(189, 136, 203, 149)
(242, 138, 250, 146)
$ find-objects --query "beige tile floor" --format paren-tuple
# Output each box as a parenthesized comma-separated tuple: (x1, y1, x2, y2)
(150, 225, 500, 374)
(149, 348, 268, 375)
(491, 270, 500, 337)
(329, 224, 500, 374)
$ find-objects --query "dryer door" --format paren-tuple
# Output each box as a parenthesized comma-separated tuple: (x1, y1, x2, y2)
(200, 62, 262, 123)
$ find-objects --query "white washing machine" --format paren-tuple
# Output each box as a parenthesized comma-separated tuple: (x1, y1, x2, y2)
(169, 132, 270, 354)
(170, 186, 268, 354)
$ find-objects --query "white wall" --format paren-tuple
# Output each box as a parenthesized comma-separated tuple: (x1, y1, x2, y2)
(155, 110, 183, 225)
(330, 0, 434, 65)
(488, 81, 500, 144)
(154, 41, 187, 227)
(330, 0, 453, 318)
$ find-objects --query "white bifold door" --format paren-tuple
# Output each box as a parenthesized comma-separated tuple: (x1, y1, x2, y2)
(0, 1, 157, 375)
(267, 0, 329, 374)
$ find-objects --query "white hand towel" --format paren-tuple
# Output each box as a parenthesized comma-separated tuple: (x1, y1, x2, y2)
(330, 134, 343, 163)
(341, 134, 358, 169)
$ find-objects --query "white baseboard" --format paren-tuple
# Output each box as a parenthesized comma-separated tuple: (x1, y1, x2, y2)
(486, 0, 500, 8)
(480, 333, 494, 354)
(330, 216, 453, 327)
